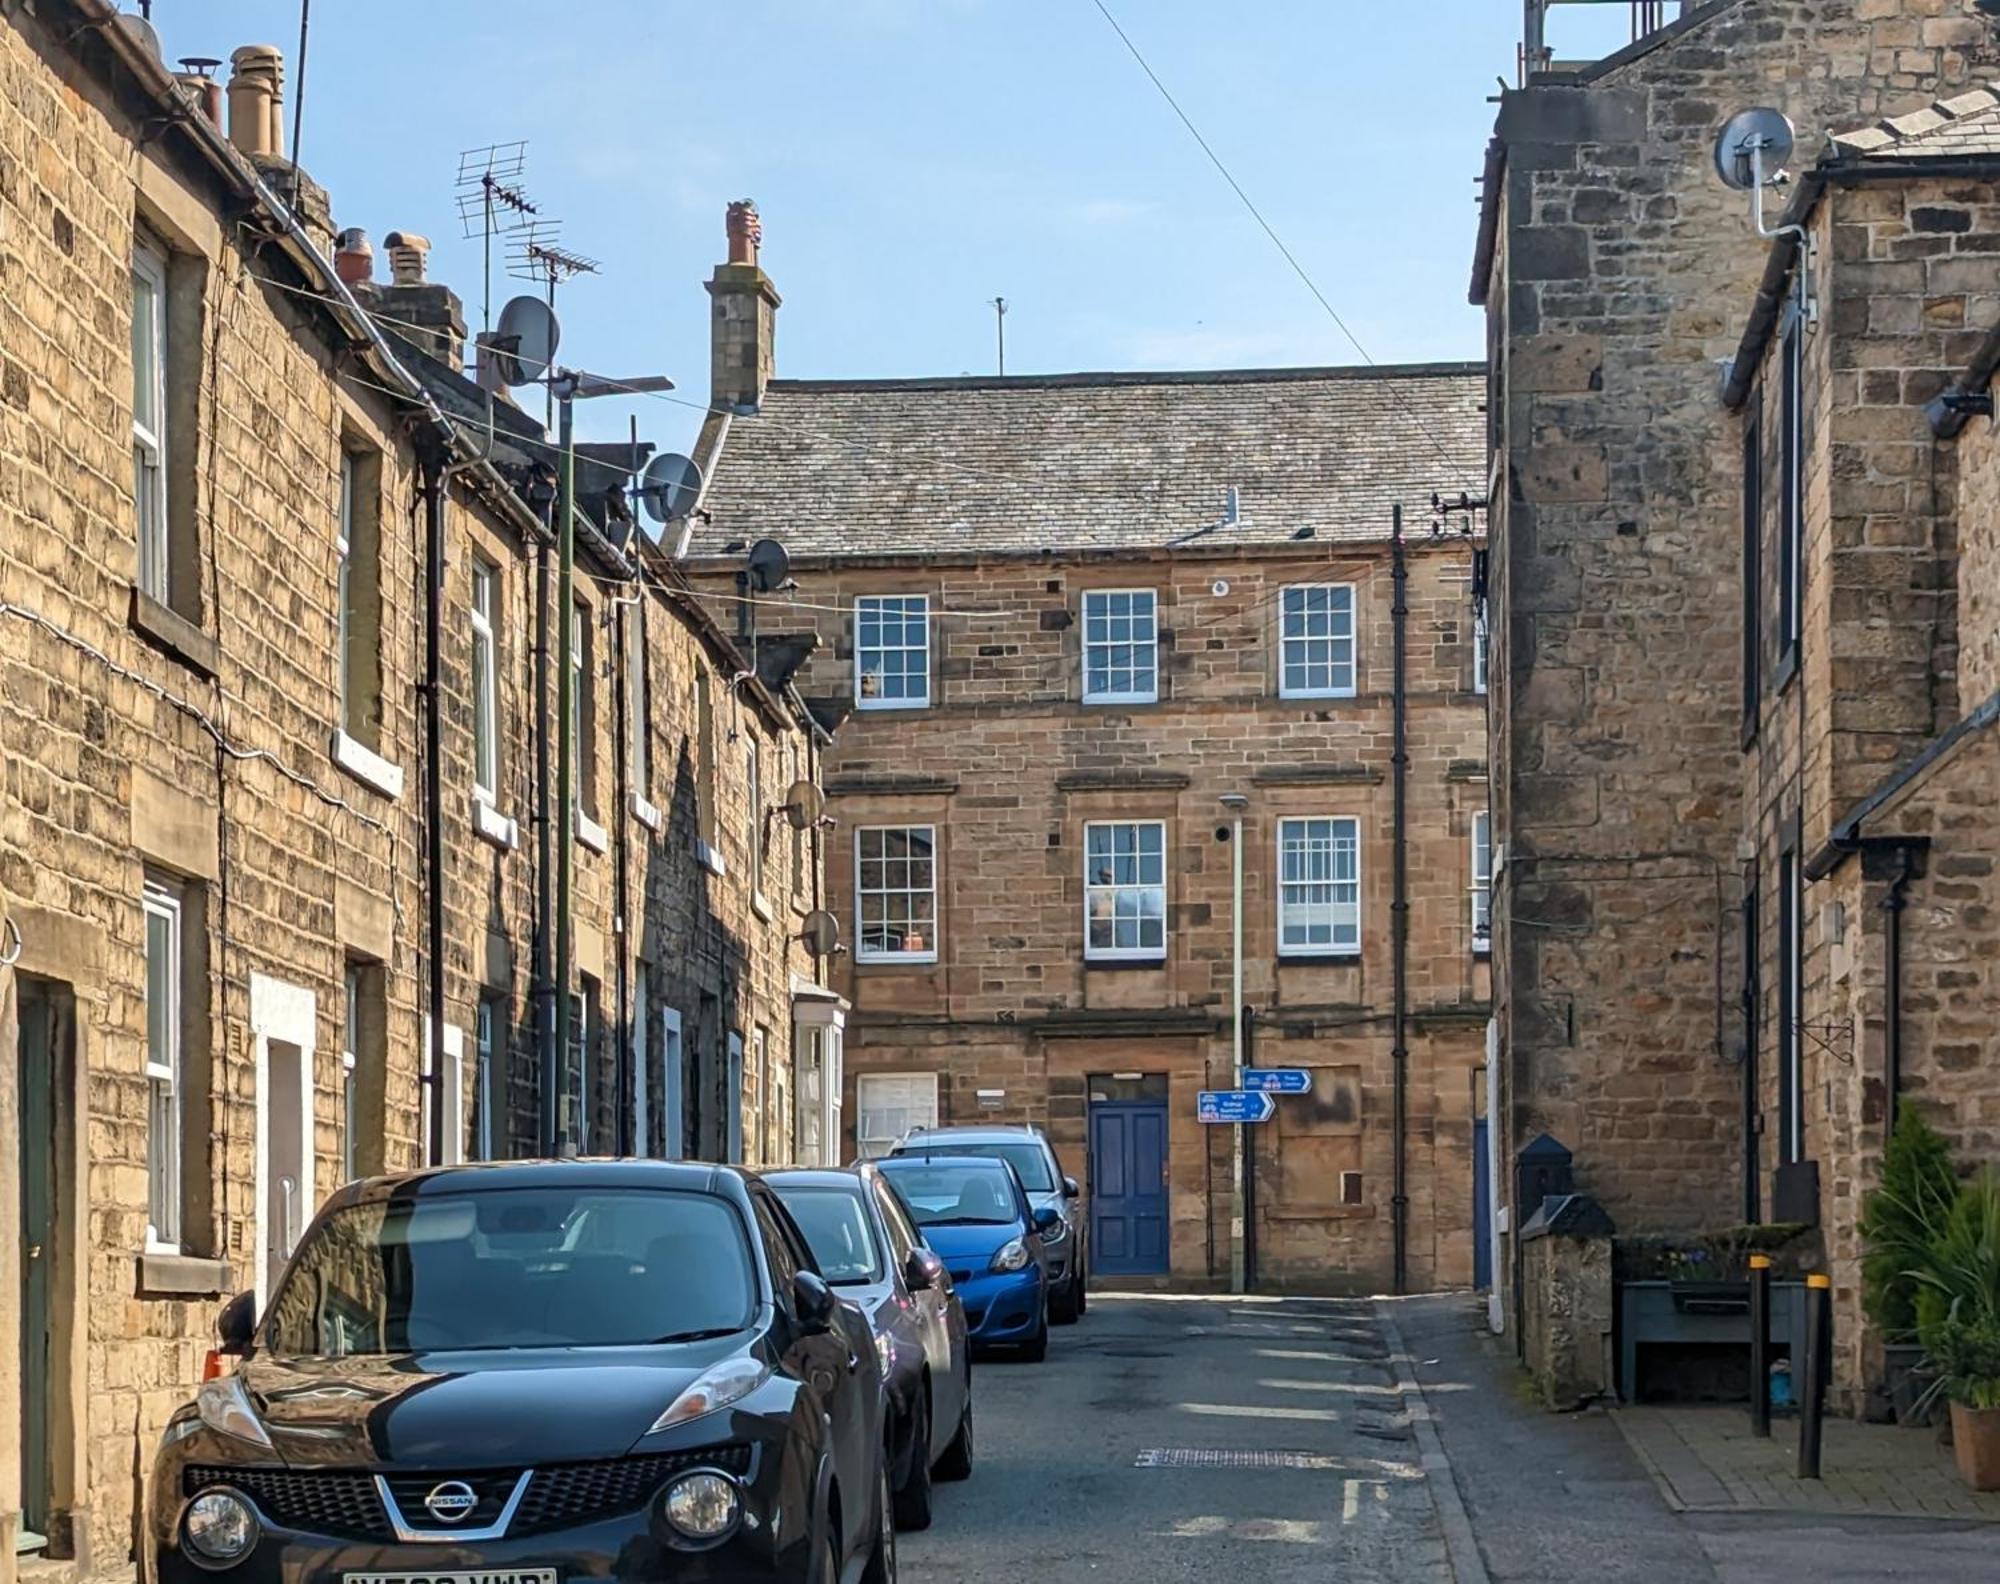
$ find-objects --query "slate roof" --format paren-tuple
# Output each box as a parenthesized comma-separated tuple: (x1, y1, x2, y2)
(690, 364, 1485, 561)
(1832, 84, 2000, 159)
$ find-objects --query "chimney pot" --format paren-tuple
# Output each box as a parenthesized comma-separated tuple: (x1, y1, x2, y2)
(383, 232, 431, 287)
(725, 200, 762, 267)
(174, 60, 224, 131)
(226, 43, 285, 159)
(334, 228, 374, 286)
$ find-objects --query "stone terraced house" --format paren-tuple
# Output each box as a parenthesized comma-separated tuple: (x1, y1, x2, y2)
(1475, 0, 2000, 1400)
(684, 209, 1493, 1294)
(0, 7, 830, 1577)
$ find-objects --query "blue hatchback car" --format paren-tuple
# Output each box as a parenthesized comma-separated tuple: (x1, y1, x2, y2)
(876, 1155, 1057, 1361)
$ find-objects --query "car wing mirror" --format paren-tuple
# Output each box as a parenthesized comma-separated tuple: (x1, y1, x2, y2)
(1032, 1205, 1062, 1234)
(905, 1249, 945, 1292)
(792, 1270, 838, 1333)
(1062, 1176, 1081, 1199)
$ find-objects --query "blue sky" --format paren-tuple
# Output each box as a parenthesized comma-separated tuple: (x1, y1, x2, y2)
(157, 1, 1630, 451)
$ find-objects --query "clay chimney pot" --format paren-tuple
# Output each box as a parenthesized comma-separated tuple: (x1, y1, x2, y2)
(383, 232, 431, 287)
(225, 43, 285, 159)
(725, 200, 762, 267)
(334, 228, 374, 286)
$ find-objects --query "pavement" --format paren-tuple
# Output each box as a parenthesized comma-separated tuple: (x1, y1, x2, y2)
(900, 1292, 1454, 1584)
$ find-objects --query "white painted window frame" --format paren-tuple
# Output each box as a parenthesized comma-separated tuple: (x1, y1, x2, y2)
(1084, 818, 1168, 961)
(474, 997, 498, 1161)
(143, 874, 183, 1251)
(1278, 583, 1358, 700)
(726, 1031, 746, 1164)
(337, 453, 355, 730)
(470, 556, 500, 801)
(419, 1016, 466, 1169)
(854, 594, 931, 710)
(1081, 588, 1159, 705)
(1473, 606, 1489, 696)
(1471, 809, 1493, 952)
(660, 1006, 685, 1160)
(341, 964, 360, 1182)
(1277, 815, 1362, 956)
(854, 825, 940, 964)
(856, 1072, 939, 1161)
(132, 244, 169, 601)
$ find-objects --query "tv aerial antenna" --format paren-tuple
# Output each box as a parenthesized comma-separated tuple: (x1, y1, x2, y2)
(455, 141, 539, 335)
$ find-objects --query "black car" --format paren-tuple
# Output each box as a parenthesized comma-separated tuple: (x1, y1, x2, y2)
(766, 1167, 974, 1531)
(149, 1161, 896, 1584)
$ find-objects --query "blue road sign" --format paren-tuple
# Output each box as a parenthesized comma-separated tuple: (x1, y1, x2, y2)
(1242, 1068, 1312, 1094)
(1198, 1089, 1276, 1125)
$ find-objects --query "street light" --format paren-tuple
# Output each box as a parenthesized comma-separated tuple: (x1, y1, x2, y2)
(1220, 792, 1249, 1294)
(551, 367, 672, 1154)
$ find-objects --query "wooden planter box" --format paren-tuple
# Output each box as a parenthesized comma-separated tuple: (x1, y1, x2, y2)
(1952, 1402, 2000, 1492)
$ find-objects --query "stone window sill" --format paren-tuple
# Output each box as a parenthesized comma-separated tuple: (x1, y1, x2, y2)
(752, 892, 775, 923)
(128, 585, 219, 678)
(472, 793, 518, 851)
(631, 793, 662, 832)
(136, 1250, 233, 1298)
(331, 729, 405, 800)
(695, 839, 726, 877)
(856, 951, 939, 969)
(576, 809, 609, 854)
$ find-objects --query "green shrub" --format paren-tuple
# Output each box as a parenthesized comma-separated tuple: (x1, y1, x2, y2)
(1923, 1311, 2000, 1412)
(1859, 1106, 1959, 1338)
(1914, 1169, 2000, 1341)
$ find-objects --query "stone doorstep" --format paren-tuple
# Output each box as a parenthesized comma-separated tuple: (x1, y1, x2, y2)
(1611, 1405, 2000, 1522)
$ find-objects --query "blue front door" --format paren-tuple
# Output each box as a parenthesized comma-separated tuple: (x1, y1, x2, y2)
(1089, 1101, 1169, 1276)
(1473, 1117, 1492, 1289)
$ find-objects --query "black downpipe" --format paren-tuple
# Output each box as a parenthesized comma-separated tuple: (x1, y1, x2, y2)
(533, 507, 557, 1156)
(1241, 1005, 1257, 1292)
(1884, 849, 1915, 1132)
(1391, 505, 1410, 1296)
(613, 597, 632, 1156)
(1741, 882, 1761, 1225)
(420, 447, 448, 1169)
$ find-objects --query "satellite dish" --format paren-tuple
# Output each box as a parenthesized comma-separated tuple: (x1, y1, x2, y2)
(1714, 107, 1794, 191)
(638, 451, 703, 526)
(782, 780, 826, 831)
(747, 538, 792, 593)
(492, 295, 560, 387)
(800, 909, 841, 958)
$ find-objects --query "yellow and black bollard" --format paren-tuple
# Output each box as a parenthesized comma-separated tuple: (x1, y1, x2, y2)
(1797, 1272, 1832, 1479)
(1749, 1253, 1772, 1438)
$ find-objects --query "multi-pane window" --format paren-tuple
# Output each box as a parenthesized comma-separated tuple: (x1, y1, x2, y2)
(1082, 590, 1158, 704)
(1084, 820, 1167, 959)
(856, 826, 938, 962)
(470, 558, 499, 800)
(564, 988, 590, 1153)
(1278, 816, 1361, 955)
(1742, 394, 1762, 740)
(1473, 607, 1489, 696)
(855, 595, 930, 709)
(1279, 584, 1356, 698)
(1471, 810, 1492, 952)
(1778, 317, 1803, 676)
(341, 965, 359, 1181)
(144, 875, 183, 1247)
(857, 1073, 939, 1160)
(749, 742, 766, 900)
(132, 245, 169, 600)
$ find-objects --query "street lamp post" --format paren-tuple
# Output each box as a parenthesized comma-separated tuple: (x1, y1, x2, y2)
(1222, 792, 1249, 1294)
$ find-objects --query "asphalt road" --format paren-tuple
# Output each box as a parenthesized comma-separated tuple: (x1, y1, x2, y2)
(901, 1293, 1453, 1584)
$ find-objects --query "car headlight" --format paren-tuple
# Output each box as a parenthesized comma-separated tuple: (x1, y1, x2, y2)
(660, 1472, 741, 1539)
(990, 1237, 1030, 1274)
(1039, 1214, 1070, 1244)
(182, 1488, 259, 1564)
(874, 1331, 895, 1378)
(194, 1375, 272, 1451)
(648, 1357, 772, 1434)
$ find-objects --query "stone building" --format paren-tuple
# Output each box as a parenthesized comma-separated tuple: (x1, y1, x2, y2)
(1471, 0, 1997, 1346)
(684, 210, 1491, 1292)
(1721, 85, 2000, 1397)
(0, 6, 826, 1576)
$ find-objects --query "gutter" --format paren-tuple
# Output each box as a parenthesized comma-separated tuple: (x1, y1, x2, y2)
(1470, 136, 1505, 306)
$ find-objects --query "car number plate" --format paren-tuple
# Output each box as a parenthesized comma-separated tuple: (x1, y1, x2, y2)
(344, 1572, 557, 1584)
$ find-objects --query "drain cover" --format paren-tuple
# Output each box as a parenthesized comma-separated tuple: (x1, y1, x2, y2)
(1134, 1449, 1345, 1470)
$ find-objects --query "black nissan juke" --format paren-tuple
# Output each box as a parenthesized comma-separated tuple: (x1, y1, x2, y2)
(147, 1160, 896, 1584)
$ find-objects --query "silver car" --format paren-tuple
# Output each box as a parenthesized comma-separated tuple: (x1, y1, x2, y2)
(889, 1125, 1088, 1324)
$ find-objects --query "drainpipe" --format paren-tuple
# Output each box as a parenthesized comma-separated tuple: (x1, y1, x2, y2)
(1883, 847, 1916, 1132)
(613, 594, 631, 1156)
(1390, 506, 1411, 1296)
(534, 502, 556, 1156)
(420, 445, 447, 1169)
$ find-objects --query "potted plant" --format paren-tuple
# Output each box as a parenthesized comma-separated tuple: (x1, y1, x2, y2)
(1913, 1171, 2000, 1489)
(1925, 1308, 2000, 1490)
(1860, 1107, 1959, 1419)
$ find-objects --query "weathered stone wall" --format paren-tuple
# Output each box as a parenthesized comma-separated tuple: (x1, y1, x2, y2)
(1480, 1, 1996, 1282)
(1520, 1228, 1613, 1409)
(713, 544, 1492, 1290)
(0, 10, 819, 1570)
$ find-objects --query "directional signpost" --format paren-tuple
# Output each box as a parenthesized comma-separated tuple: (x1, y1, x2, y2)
(1198, 1089, 1275, 1125)
(1242, 1068, 1312, 1095)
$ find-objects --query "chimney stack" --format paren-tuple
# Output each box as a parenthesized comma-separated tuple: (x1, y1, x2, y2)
(334, 228, 374, 286)
(376, 231, 464, 372)
(707, 200, 780, 413)
(225, 44, 284, 159)
(175, 57, 224, 131)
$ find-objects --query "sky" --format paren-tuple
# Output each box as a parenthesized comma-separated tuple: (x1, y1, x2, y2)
(153, 1, 1634, 454)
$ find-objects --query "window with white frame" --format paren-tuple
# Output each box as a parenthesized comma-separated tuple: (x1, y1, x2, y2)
(660, 1006, 684, 1159)
(856, 1073, 939, 1160)
(341, 964, 359, 1181)
(1279, 584, 1357, 698)
(336, 455, 355, 727)
(856, 826, 938, 961)
(855, 595, 930, 708)
(470, 557, 499, 800)
(1473, 606, 1489, 696)
(1082, 589, 1158, 703)
(564, 988, 590, 1153)
(726, 1031, 745, 1163)
(749, 741, 766, 901)
(1085, 820, 1167, 959)
(144, 875, 183, 1247)
(132, 245, 169, 601)
(629, 609, 651, 802)
(1277, 816, 1360, 955)
(1471, 810, 1492, 952)
(473, 996, 499, 1160)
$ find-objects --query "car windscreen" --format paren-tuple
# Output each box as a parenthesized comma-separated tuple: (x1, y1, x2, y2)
(770, 1184, 883, 1285)
(263, 1187, 757, 1356)
(878, 1162, 1020, 1227)
(901, 1141, 1055, 1192)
